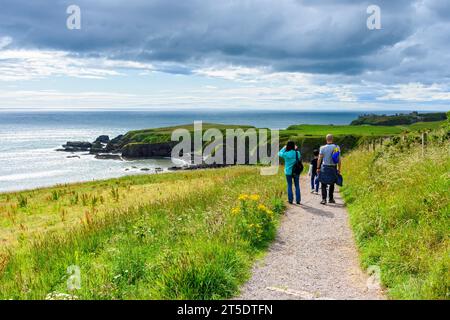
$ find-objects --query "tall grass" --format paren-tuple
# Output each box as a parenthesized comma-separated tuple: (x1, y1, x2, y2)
(341, 136, 449, 299)
(0, 166, 285, 299)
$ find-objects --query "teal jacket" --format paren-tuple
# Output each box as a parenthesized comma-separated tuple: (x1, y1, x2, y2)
(278, 147, 301, 175)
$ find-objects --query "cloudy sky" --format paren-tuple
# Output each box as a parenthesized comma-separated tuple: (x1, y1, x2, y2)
(0, 0, 449, 111)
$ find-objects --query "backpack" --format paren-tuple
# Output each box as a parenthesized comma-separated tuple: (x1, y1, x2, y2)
(292, 151, 303, 176)
(331, 145, 340, 164)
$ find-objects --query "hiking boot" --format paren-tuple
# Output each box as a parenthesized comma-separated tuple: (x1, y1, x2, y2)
(328, 198, 336, 204)
(320, 199, 326, 205)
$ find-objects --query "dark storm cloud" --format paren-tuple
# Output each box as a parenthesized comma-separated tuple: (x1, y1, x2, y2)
(0, 0, 449, 80)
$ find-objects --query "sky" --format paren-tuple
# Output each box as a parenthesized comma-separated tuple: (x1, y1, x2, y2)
(0, 0, 449, 111)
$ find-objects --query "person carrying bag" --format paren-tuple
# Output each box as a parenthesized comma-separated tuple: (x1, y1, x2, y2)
(317, 134, 342, 205)
(278, 141, 302, 204)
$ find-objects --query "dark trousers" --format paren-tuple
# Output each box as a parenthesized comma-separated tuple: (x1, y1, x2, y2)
(311, 172, 319, 192)
(321, 183, 335, 201)
(286, 174, 301, 204)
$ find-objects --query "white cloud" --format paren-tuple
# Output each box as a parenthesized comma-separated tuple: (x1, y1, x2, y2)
(0, 49, 154, 81)
(0, 36, 12, 49)
(378, 83, 450, 102)
(0, 51, 448, 111)
(196, 65, 359, 102)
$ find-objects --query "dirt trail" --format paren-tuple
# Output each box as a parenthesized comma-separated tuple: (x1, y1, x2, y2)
(237, 176, 385, 300)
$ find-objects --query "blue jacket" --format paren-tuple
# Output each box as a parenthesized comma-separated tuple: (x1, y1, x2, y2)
(278, 147, 301, 175)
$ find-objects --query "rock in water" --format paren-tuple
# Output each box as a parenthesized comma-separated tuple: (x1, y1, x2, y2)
(93, 135, 110, 144)
(94, 154, 122, 160)
(59, 141, 92, 152)
(105, 134, 124, 152)
(90, 141, 105, 154)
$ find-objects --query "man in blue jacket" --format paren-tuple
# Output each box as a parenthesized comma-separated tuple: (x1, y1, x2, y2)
(317, 134, 342, 205)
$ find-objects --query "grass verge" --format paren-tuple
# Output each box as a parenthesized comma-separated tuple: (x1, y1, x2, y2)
(341, 140, 449, 299)
(0, 166, 285, 299)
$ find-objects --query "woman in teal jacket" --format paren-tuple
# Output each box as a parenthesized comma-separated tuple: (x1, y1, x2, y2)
(278, 141, 301, 204)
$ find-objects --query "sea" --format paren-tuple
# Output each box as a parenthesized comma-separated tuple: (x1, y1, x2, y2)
(0, 110, 402, 192)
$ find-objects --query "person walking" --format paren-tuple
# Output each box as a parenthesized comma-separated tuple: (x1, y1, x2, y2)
(308, 149, 320, 194)
(317, 134, 341, 205)
(278, 141, 302, 204)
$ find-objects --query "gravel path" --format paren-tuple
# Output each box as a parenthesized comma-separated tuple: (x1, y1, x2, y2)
(237, 176, 385, 300)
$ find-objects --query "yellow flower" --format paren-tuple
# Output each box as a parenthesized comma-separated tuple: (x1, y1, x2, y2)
(249, 194, 260, 201)
(238, 194, 249, 201)
(231, 207, 240, 215)
(257, 203, 274, 216)
(258, 204, 268, 211)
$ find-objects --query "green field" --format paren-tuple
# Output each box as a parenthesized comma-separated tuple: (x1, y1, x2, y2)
(110, 121, 445, 148)
(350, 112, 447, 126)
(341, 131, 450, 299)
(121, 123, 255, 144)
(0, 167, 285, 299)
(284, 121, 445, 137)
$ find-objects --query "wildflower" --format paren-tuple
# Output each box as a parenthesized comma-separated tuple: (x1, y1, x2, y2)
(238, 194, 249, 201)
(249, 194, 260, 201)
(258, 204, 273, 216)
(231, 207, 240, 215)
(257, 204, 268, 211)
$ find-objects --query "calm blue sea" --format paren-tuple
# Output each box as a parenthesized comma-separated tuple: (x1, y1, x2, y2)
(0, 110, 400, 192)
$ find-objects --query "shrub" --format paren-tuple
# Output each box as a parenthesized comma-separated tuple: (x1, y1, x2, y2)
(51, 190, 60, 201)
(232, 194, 278, 248)
(17, 195, 28, 208)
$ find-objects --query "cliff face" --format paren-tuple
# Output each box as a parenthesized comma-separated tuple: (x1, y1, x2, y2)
(97, 131, 366, 163)
(121, 141, 177, 159)
(119, 135, 363, 163)
(59, 123, 390, 163)
(57, 133, 368, 164)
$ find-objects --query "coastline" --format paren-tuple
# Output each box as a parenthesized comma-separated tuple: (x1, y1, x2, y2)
(1, 111, 446, 193)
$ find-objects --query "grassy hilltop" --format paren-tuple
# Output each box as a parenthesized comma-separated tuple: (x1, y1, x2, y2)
(121, 123, 254, 145)
(107, 120, 444, 162)
(118, 120, 444, 146)
(350, 111, 447, 126)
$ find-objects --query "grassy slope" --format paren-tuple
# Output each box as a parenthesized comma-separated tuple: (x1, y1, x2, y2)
(284, 121, 445, 137)
(0, 166, 285, 299)
(350, 112, 447, 126)
(117, 121, 444, 146)
(123, 123, 255, 144)
(341, 139, 449, 299)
